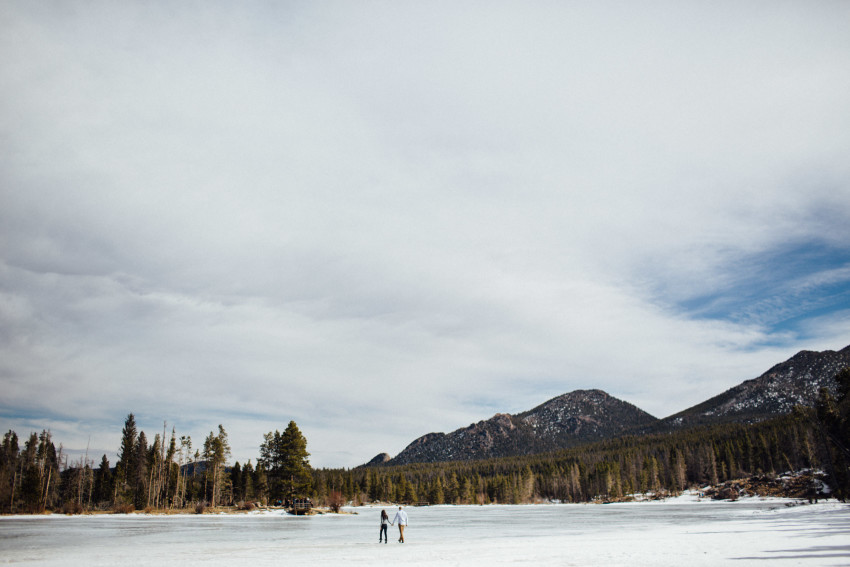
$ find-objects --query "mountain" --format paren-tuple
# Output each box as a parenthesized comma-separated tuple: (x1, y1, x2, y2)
(372, 345, 850, 467)
(518, 389, 659, 445)
(387, 389, 658, 466)
(658, 345, 850, 430)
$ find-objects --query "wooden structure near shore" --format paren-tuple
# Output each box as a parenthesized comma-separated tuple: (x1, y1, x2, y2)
(287, 498, 313, 515)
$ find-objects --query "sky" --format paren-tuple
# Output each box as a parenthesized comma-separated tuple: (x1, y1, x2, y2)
(1, 1, 849, 469)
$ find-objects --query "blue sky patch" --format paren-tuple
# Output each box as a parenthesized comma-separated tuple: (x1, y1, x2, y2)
(678, 239, 850, 339)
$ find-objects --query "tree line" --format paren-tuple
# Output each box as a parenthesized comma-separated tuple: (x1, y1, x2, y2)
(0, 416, 311, 514)
(313, 368, 850, 505)
(314, 413, 822, 505)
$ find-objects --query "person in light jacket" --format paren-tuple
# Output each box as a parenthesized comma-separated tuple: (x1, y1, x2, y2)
(392, 506, 409, 543)
(379, 509, 389, 543)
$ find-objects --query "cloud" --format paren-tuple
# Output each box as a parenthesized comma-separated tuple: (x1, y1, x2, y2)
(1, 1, 849, 467)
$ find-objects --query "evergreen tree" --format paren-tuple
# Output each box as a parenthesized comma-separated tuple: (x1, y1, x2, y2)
(429, 475, 444, 504)
(93, 455, 112, 507)
(243, 461, 256, 501)
(254, 463, 269, 504)
(671, 449, 686, 493)
(403, 479, 417, 504)
(146, 434, 162, 508)
(114, 413, 138, 507)
(20, 452, 41, 511)
(520, 466, 535, 502)
(259, 421, 312, 502)
(133, 431, 148, 509)
(17, 431, 59, 513)
(231, 462, 243, 503)
(0, 431, 19, 513)
(815, 367, 850, 500)
(447, 472, 460, 504)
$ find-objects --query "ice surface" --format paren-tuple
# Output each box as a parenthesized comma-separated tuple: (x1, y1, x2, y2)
(1, 498, 849, 566)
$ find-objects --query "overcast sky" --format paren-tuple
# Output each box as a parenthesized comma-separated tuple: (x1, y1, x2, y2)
(2, 1, 849, 469)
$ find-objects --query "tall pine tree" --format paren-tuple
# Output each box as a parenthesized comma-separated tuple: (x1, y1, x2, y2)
(259, 421, 311, 502)
(114, 413, 137, 507)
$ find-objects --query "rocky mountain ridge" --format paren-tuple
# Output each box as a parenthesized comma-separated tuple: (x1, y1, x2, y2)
(367, 345, 850, 467)
(387, 389, 658, 466)
(658, 345, 850, 430)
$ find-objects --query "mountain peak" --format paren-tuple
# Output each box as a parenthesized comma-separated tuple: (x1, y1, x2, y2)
(518, 388, 657, 444)
(387, 389, 657, 466)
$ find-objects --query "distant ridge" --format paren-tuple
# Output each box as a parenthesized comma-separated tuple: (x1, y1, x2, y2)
(368, 345, 850, 467)
(387, 389, 658, 466)
(657, 345, 850, 430)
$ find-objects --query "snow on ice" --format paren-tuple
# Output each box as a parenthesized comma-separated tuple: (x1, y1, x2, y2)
(1, 496, 849, 566)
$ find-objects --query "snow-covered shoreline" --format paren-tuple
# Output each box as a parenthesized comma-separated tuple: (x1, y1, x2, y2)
(0, 490, 840, 520)
(2, 497, 848, 566)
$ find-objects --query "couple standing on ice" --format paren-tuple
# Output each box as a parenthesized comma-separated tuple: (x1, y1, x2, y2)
(380, 506, 408, 543)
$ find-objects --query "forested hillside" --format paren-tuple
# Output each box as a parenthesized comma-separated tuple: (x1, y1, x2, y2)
(314, 411, 831, 505)
(312, 366, 850, 505)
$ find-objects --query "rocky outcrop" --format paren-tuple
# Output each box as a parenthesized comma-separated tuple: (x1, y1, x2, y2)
(363, 453, 392, 466)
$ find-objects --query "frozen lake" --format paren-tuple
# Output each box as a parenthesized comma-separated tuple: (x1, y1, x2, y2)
(2, 498, 849, 566)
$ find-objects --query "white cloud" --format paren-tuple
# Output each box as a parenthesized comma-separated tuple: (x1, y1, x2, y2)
(1, 1, 849, 467)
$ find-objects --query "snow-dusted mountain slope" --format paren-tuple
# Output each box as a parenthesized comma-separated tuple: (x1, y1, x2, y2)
(375, 345, 850, 466)
(661, 345, 850, 429)
(389, 390, 657, 465)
